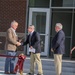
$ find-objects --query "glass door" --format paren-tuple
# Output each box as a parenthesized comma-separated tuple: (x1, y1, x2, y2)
(28, 8, 50, 56)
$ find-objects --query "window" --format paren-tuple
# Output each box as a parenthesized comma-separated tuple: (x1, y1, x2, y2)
(29, 0, 50, 8)
(51, 9, 72, 36)
(52, 0, 74, 7)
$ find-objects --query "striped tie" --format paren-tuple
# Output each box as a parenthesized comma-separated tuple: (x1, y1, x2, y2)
(29, 33, 32, 45)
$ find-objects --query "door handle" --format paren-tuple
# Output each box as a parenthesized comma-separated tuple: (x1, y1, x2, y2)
(46, 34, 49, 36)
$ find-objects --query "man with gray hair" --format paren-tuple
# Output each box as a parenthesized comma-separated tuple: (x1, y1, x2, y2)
(51, 23, 65, 75)
(22, 25, 43, 75)
(4, 20, 21, 74)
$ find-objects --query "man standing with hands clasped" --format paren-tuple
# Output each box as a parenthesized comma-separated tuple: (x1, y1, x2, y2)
(22, 25, 43, 75)
(4, 20, 21, 74)
(51, 23, 65, 75)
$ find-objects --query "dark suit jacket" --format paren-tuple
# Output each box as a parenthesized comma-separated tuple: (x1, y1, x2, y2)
(52, 30, 65, 54)
(23, 31, 41, 53)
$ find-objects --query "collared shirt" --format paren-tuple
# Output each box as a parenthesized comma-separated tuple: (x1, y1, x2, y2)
(11, 27, 17, 36)
(30, 31, 34, 36)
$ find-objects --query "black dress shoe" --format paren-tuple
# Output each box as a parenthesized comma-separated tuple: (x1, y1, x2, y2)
(4, 72, 10, 74)
(27, 73, 34, 75)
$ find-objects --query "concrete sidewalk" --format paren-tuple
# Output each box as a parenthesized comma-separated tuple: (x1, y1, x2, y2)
(0, 71, 25, 75)
(0, 57, 75, 75)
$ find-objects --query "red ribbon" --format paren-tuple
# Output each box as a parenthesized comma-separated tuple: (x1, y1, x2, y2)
(14, 54, 26, 74)
(0, 54, 18, 57)
(0, 54, 26, 75)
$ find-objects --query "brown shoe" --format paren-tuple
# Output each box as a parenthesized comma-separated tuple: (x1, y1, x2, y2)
(10, 72, 16, 74)
(4, 72, 10, 74)
(37, 73, 43, 75)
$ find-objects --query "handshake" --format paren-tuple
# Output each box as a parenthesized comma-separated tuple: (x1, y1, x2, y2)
(16, 39, 24, 46)
(16, 42, 21, 46)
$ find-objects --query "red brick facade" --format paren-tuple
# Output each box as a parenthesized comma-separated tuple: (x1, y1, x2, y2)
(0, 0, 27, 52)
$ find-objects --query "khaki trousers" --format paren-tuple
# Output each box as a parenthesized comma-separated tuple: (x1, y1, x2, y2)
(30, 52, 43, 74)
(54, 54, 62, 75)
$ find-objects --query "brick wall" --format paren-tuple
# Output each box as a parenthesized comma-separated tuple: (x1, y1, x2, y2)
(0, 0, 27, 52)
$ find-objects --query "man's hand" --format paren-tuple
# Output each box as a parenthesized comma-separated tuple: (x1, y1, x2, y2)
(30, 46, 33, 49)
(70, 47, 75, 55)
(70, 50, 72, 55)
(0, 42, 2, 44)
(16, 42, 21, 46)
(51, 48, 54, 52)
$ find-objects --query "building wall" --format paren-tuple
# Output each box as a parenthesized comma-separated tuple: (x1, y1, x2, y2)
(28, 0, 75, 57)
(0, 0, 27, 53)
(1, 0, 75, 57)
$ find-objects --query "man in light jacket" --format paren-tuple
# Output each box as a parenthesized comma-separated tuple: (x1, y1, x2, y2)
(4, 20, 21, 74)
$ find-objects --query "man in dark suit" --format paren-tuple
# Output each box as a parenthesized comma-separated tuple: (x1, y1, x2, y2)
(23, 25, 43, 75)
(51, 23, 65, 75)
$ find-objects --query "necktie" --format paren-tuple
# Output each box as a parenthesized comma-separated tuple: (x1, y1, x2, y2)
(29, 33, 32, 45)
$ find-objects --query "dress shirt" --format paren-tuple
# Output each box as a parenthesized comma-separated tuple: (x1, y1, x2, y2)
(11, 27, 17, 36)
